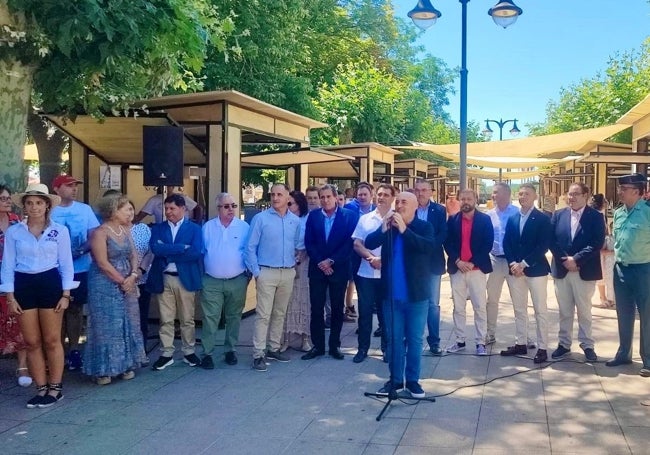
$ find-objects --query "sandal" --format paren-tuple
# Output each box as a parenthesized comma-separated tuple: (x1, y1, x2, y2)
(26, 384, 48, 409)
(16, 368, 33, 388)
(96, 376, 112, 386)
(39, 382, 64, 408)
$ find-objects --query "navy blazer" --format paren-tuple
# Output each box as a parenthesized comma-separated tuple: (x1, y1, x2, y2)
(365, 218, 435, 302)
(422, 202, 448, 275)
(549, 205, 605, 280)
(305, 207, 359, 281)
(503, 207, 551, 277)
(146, 219, 204, 293)
(444, 210, 494, 274)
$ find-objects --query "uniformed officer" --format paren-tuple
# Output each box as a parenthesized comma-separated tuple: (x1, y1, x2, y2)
(605, 173, 650, 377)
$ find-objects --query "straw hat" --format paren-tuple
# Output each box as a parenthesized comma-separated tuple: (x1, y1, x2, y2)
(11, 183, 61, 208)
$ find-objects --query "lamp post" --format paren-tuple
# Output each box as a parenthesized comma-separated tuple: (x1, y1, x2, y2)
(482, 117, 521, 181)
(408, 0, 523, 190)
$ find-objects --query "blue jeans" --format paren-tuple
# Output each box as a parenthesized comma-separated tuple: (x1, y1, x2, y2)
(383, 299, 428, 384)
(354, 276, 385, 353)
(613, 262, 650, 368)
(426, 275, 442, 350)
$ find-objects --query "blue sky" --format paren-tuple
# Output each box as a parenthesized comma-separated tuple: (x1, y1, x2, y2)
(392, 0, 650, 138)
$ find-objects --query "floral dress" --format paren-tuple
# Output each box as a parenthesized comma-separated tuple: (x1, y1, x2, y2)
(0, 213, 25, 354)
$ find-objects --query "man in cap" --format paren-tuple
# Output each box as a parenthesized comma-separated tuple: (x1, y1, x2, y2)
(51, 175, 100, 371)
(605, 174, 650, 377)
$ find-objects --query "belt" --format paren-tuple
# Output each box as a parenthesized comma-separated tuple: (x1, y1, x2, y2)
(260, 265, 294, 269)
(210, 272, 246, 281)
(492, 254, 506, 259)
(163, 271, 179, 276)
(616, 262, 650, 267)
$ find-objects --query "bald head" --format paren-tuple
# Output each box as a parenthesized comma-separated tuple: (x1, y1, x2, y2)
(395, 191, 418, 223)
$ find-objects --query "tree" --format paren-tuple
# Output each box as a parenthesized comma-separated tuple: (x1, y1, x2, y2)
(529, 38, 650, 143)
(0, 0, 235, 190)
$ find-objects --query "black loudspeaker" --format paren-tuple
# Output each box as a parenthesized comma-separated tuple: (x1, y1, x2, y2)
(143, 126, 184, 187)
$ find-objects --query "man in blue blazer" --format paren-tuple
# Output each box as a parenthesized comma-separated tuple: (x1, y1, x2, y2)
(147, 194, 204, 371)
(549, 182, 605, 361)
(302, 184, 359, 360)
(414, 179, 448, 356)
(444, 189, 494, 355)
(502, 183, 551, 363)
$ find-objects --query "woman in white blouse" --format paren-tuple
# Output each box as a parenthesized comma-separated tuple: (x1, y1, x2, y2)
(0, 183, 76, 409)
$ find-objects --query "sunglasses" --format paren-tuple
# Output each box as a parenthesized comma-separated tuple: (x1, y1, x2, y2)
(217, 203, 238, 209)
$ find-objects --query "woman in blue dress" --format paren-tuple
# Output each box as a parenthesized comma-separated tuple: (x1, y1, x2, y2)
(83, 194, 147, 384)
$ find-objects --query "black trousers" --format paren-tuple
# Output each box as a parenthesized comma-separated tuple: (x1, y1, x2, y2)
(309, 274, 347, 352)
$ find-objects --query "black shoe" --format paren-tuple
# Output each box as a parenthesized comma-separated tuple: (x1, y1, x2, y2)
(377, 380, 404, 396)
(301, 348, 325, 360)
(152, 356, 174, 370)
(38, 392, 63, 408)
(353, 350, 367, 363)
(605, 358, 633, 367)
(430, 346, 443, 356)
(373, 328, 382, 337)
(201, 355, 214, 370)
(551, 345, 571, 359)
(224, 351, 238, 366)
(533, 349, 548, 364)
(183, 353, 202, 367)
(500, 344, 528, 356)
(582, 347, 598, 362)
(26, 385, 48, 409)
(329, 348, 345, 360)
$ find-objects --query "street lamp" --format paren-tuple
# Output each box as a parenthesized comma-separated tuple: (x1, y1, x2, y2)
(482, 118, 521, 181)
(408, 0, 523, 189)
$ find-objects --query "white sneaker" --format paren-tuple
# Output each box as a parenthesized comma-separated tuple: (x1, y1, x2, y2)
(476, 344, 488, 356)
(446, 342, 466, 353)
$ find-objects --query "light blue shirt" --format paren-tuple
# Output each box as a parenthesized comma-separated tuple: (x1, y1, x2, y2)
(487, 204, 519, 256)
(0, 221, 78, 292)
(416, 203, 430, 222)
(245, 207, 301, 277)
(322, 208, 337, 241)
(50, 201, 100, 273)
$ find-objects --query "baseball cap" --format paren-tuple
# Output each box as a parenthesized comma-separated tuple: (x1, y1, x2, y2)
(52, 175, 83, 188)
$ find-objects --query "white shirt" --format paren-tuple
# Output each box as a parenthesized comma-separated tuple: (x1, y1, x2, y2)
(141, 194, 198, 224)
(0, 221, 78, 292)
(351, 210, 383, 279)
(570, 206, 585, 240)
(487, 204, 519, 256)
(519, 207, 533, 235)
(164, 218, 184, 273)
(203, 217, 249, 279)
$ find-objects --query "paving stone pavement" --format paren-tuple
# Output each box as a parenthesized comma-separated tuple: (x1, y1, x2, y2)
(1, 277, 649, 454)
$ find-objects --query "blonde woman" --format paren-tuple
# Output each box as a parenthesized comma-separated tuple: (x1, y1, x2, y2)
(83, 195, 147, 384)
(1, 183, 76, 408)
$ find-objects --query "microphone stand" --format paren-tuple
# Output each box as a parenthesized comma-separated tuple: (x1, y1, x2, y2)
(364, 221, 436, 421)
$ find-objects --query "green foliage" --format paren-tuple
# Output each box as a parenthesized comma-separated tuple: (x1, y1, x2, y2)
(6, 0, 235, 117)
(529, 38, 650, 143)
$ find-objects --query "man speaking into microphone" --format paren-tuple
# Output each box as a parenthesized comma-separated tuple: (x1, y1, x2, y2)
(365, 191, 436, 398)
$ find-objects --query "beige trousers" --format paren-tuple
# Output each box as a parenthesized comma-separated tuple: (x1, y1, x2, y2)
(157, 274, 197, 356)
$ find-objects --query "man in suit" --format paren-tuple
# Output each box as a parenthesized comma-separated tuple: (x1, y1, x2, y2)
(549, 182, 605, 361)
(444, 189, 494, 356)
(414, 179, 448, 356)
(502, 183, 551, 363)
(302, 184, 359, 361)
(365, 191, 436, 398)
(147, 194, 204, 371)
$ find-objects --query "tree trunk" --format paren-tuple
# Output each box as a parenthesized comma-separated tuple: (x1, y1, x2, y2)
(0, 58, 33, 191)
(27, 111, 67, 188)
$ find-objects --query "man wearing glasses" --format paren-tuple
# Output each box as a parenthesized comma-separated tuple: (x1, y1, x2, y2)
(606, 174, 650, 377)
(549, 182, 605, 362)
(199, 193, 250, 369)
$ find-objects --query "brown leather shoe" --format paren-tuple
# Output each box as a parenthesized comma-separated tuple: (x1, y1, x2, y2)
(533, 349, 548, 364)
(500, 344, 528, 356)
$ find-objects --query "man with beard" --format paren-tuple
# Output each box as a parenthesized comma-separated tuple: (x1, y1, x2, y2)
(444, 189, 494, 356)
(549, 183, 605, 362)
